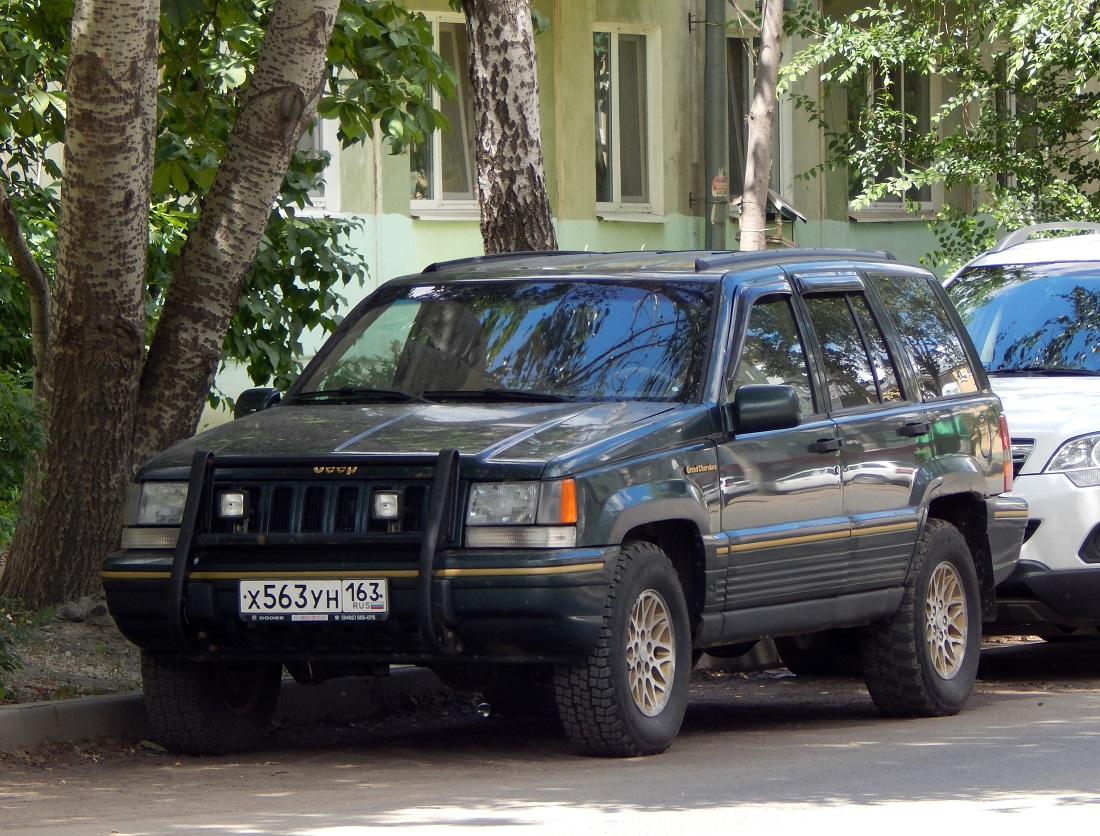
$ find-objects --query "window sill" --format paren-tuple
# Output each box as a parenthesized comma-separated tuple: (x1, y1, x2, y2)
(409, 205, 480, 222)
(848, 207, 937, 223)
(596, 211, 666, 224)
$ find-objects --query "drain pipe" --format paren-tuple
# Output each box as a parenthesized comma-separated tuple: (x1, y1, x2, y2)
(703, 0, 728, 250)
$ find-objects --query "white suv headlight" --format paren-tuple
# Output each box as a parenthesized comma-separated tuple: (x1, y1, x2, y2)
(1046, 434, 1100, 487)
(465, 479, 577, 548)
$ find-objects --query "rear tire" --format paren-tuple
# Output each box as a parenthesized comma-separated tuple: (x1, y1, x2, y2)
(861, 519, 981, 716)
(554, 541, 691, 757)
(141, 651, 282, 755)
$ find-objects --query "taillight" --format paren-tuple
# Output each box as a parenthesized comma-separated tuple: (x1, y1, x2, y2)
(998, 414, 1013, 493)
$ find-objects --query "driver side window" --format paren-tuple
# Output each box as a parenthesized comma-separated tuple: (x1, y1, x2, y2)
(728, 295, 817, 417)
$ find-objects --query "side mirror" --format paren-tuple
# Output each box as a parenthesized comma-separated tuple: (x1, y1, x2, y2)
(730, 384, 801, 434)
(234, 387, 281, 419)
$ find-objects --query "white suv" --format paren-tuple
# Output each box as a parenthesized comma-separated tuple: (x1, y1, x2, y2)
(947, 223, 1100, 636)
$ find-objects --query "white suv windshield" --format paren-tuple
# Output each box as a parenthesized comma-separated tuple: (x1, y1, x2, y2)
(950, 264, 1100, 374)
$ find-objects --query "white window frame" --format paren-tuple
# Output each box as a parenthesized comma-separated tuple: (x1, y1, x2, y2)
(849, 63, 942, 219)
(409, 13, 478, 220)
(726, 36, 793, 220)
(298, 116, 342, 215)
(593, 24, 663, 220)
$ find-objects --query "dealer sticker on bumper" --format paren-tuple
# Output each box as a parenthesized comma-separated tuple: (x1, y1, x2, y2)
(239, 579, 388, 622)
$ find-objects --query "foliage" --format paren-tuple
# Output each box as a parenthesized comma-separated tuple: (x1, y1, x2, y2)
(0, 0, 453, 491)
(2, 0, 452, 388)
(782, 0, 1100, 269)
(0, 598, 55, 699)
(0, 600, 28, 696)
(0, 371, 44, 544)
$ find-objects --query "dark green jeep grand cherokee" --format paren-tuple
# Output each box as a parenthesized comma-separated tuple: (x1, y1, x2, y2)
(103, 250, 1026, 757)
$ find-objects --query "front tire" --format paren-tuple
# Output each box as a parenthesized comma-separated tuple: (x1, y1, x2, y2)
(861, 519, 981, 716)
(141, 652, 282, 755)
(554, 541, 691, 757)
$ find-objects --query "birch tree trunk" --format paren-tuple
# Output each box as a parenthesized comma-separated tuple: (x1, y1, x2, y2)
(739, 0, 784, 252)
(1, 0, 157, 606)
(2, 0, 338, 607)
(133, 0, 339, 464)
(460, 0, 557, 253)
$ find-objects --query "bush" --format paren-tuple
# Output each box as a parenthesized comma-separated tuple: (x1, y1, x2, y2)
(0, 599, 27, 700)
(0, 370, 43, 544)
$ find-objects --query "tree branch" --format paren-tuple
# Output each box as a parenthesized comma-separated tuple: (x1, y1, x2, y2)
(0, 177, 51, 397)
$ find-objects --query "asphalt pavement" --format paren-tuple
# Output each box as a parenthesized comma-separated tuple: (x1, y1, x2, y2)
(0, 666, 443, 754)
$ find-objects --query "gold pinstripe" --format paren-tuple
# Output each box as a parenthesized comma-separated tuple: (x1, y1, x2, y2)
(102, 561, 607, 582)
(716, 520, 919, 556)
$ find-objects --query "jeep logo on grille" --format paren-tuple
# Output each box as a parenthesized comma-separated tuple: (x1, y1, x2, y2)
(313, 466, 359, 475)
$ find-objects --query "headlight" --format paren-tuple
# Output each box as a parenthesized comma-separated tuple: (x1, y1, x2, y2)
(120, 482, 188, 550)
(1046, 434, 1100, 488)
(467, 483, 540, 525)
(465, 479, 577, 548)
(127, 482, 189, 526)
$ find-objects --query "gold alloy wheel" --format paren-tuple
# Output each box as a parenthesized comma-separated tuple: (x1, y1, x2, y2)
(626, 589, 676, 717)
(925, 561, 969, 680)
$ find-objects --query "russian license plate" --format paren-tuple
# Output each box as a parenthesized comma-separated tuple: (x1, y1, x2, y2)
(239, 579, 388, 622)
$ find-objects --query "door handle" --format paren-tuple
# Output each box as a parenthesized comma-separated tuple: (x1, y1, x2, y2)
(897, 421, 931, 438)
(809, 438, 841, 454)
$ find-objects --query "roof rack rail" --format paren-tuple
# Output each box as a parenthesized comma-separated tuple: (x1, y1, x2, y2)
(693, 248, 896, 273)
(992, 222, 1100, 253)
(421, 251, 590, 273)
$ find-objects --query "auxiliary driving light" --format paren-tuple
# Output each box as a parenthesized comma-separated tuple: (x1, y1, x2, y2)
(218, 491, 249, 519)
(372, 491, 400, 520)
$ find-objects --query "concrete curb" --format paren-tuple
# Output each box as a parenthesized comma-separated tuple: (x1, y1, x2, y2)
(0, 666, 442, 754)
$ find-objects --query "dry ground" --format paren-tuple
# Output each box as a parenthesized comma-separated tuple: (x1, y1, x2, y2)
(1, 595, 141, 704)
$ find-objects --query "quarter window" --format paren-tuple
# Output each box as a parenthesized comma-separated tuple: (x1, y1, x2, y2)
(594, 29, 656, 211)
(871, 275, 977, 400)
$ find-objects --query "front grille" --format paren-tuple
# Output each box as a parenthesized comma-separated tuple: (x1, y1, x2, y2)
(211, 480, 428, 535)
(1011, 439, 1035, 478)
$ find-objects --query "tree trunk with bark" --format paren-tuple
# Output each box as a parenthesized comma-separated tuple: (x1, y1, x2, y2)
(461, 0, 557, 253)
(1, 0, 158, 606)
(739, 0, 783, 252)
(2, 0, 339, 608)
(134, 0, 339, 465)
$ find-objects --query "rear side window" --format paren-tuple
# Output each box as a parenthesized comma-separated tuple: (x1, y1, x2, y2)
(870, 274, 978, 400)
(802, 292, 901, 410)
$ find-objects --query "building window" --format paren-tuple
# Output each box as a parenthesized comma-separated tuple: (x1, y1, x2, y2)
(847, 62, 932, 209)
(594, 28, 660, 214)
(297, 116, 341, 213)
(727, 38, 785, 208)
(410, 18, 477, 212)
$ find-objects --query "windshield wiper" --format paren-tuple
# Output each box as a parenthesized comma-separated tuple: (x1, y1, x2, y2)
(292, 387, 431, 403)
(988, 366, 1100, 377)
(423, 387, 574, 403)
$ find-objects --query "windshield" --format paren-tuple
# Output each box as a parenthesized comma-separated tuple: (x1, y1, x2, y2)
(948, 264, 1100, 374)
(297, 279, 715, 402)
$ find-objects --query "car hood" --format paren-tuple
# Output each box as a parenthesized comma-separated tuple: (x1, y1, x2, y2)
(988, 375, 1100, 472)
(140, 400, 699, 478)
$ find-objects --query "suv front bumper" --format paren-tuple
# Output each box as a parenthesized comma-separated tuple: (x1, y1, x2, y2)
(102, 544, 617, 664)
(992, 473, 1100, 627)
